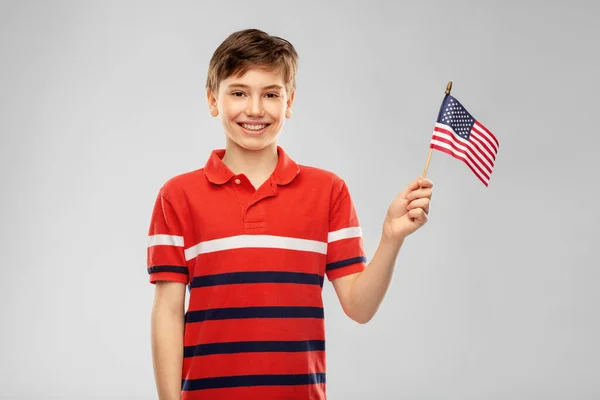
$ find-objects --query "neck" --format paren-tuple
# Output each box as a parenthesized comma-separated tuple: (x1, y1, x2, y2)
(221, 139, 279, 177)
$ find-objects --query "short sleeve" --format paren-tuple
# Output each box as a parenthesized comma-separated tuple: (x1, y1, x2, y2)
(325, 178, 367, 281)
(146, 190, 189, 284)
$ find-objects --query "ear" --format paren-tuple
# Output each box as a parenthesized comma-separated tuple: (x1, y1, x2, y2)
(285, 90, 295, 119)
(207, 89, 219, 117)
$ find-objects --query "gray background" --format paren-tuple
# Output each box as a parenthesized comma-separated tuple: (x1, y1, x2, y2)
(1, 0, 598, 399)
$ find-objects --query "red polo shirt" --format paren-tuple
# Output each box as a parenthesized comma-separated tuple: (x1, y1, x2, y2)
(146, 145, 367, 400)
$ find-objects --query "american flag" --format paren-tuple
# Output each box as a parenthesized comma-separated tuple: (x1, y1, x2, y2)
(430, 95, 499, 186)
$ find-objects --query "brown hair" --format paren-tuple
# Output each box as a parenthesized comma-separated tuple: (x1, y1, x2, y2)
(206, 29, 299, 94)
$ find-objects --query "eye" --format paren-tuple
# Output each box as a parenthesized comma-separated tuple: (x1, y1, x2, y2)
(265, 93, 280, 99)
(231, 91, 245, 97)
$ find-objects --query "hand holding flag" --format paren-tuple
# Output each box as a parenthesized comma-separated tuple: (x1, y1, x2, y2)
(381, 82, 498, 244)
(382, 176, 434, 243)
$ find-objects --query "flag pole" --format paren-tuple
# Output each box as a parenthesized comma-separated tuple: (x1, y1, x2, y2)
(422, 81, 452, 179)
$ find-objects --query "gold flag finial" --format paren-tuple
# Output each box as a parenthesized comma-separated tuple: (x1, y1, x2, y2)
(445, 81, 453, 95)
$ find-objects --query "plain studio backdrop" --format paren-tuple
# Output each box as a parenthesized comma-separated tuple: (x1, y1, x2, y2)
(1, 1, 598, 399)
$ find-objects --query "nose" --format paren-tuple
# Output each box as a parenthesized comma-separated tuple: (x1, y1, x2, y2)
(245, 95, 264, 117)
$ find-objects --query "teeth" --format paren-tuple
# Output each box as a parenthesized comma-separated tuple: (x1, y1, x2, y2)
(241, 123, 267, 131)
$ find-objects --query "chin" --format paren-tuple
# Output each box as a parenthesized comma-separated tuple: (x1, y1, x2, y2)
(229, 135, 278, 152)
(226, 126, 281, 151)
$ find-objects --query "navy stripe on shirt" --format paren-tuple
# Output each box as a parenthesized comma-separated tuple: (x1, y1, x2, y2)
(147, 265, 188, 274)
(184, 340, 326, 358)
(182, 373, 326, 391)
(185, 306, 324, 323)
(190, 271, 324, 289)
(326, 256, 367, 271)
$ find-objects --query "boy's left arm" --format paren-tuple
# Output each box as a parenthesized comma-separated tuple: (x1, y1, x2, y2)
(332, 176, 433, 324)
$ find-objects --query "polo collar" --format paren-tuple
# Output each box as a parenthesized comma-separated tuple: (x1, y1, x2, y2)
(204, 145, 300, 186)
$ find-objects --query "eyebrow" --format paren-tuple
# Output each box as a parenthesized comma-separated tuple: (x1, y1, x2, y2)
(227, 84, 284, 90)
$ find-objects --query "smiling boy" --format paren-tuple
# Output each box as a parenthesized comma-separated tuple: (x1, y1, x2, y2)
(147, 29, 433, 400)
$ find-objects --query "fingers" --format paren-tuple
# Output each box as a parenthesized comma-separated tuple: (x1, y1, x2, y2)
(406, 188, 432, 202)
(401, 176, 433, 228)
(407, 207, 428, 224)
(418, 177, 434, 188)
(400, 177, 433, 198)
(399, 178, 421, 198)
(406, 198, 430, 213)
(406, 176, 433, 216)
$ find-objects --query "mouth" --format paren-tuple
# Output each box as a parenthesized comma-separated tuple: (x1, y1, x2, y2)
(237, 122, 270, 135)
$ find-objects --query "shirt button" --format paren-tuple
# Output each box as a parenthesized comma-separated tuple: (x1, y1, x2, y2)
(234, 178, 241, 185)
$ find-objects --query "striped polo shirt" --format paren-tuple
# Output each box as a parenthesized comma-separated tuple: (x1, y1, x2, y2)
(146, 145, 367, 400)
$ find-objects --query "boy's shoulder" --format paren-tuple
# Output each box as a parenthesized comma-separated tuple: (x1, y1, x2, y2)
(297, 163, 344, 183)
(154, 167, 205, 200)
(296, 163, 350, 197)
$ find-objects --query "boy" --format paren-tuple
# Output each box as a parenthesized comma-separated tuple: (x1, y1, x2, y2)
(147, 28, 433, 400)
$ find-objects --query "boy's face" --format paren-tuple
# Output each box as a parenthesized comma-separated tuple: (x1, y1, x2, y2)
(207, 67, 294, 152)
